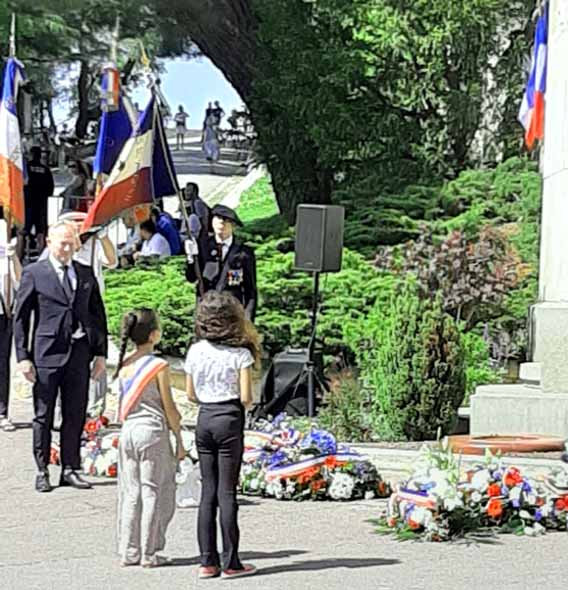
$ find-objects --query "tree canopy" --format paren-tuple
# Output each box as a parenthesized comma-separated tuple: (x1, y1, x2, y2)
(0, 0, 535, 221)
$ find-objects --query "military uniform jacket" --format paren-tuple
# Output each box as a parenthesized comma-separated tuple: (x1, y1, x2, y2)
(185, 236, 257, 321)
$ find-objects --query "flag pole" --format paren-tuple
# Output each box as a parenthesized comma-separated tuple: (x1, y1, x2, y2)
(5, 14, 17, 315)
(151, 88, 206, 296)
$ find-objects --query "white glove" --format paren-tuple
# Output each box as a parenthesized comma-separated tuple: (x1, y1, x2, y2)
(97, 226, 108, 240)
(5, 244, 16, 259)
(184, 238, 199, 261)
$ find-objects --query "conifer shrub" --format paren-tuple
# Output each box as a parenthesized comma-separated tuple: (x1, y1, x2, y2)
(345, 284, 466, 441)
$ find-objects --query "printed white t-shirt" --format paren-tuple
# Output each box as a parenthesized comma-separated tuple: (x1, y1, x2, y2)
(184, 340, 254, 403)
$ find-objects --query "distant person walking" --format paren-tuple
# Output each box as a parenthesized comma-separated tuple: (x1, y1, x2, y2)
(174, 105, 189, 150)
(212, 101, 225, 127)
(202, 115, 220, 165)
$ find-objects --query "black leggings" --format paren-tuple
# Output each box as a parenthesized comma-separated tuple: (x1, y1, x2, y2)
(196, 400, 245, 570)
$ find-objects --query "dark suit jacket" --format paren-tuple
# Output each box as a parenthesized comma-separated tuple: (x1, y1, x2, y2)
(14, 258, 108, 368)
(185, 236, 257, 320)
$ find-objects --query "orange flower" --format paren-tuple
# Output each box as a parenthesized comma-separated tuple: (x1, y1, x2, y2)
(487, 498, 503, 519)
(107, 464, 117, 478)
(408, 519, 420, 530)
(387, 517, 397, 528)
(487, 483, 501, 497)
(504, 467, 523, 487)
(555, 497, 568, 512)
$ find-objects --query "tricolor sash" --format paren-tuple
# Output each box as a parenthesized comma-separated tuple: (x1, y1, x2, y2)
(118, 355, 168, 422)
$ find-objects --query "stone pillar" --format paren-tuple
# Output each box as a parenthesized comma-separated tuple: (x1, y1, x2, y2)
(471, 0, 568, 436)
(532, 0, 568, 392)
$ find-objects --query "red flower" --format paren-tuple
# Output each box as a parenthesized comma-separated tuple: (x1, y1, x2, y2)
(107, 464, 117, 478)
(85, 420, 98, 433)
(100, 416, 109, 427)
(487, 498, 503, 519)
(487, 483, 501, 497)
(311, 480, 326, 492)
(503, 467, 523, 487)
(555, 496, 568, 512)
(387, 517, 397, 528)
(407, 519, 420, 530)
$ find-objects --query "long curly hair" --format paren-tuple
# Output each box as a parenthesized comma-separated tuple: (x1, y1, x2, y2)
(194, 291, 261, 364)
(113, 308, 160, 379)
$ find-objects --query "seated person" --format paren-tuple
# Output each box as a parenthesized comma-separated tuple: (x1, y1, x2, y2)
(151, 206, 182, 255)
(134, 219, 171, 261)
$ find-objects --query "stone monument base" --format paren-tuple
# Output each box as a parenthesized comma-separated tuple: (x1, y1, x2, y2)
(470, 383, 568, 438)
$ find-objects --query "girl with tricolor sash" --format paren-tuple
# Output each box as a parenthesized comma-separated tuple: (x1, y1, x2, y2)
(115, 308, 185, 568)
(185, 291, 261, 580)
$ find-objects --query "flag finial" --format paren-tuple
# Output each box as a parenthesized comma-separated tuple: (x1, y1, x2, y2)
(110, 15, 120, 63)
(9, 13, 16, 57)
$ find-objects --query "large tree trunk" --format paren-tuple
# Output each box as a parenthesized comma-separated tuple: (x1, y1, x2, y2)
(76, 58, 90, 139)
(154, 0, 332, 223)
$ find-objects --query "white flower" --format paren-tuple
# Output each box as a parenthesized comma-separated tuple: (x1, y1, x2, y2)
(519, 510, 532, 520)
(443, 495, 463, 511)
(365, 491, 375, 500)
(249, 478, 260, 491)
(328, 473, 355, 500)
(471, 491, 482, 504)
(509, 486, 522, 502)
(471, 469, 491, 492)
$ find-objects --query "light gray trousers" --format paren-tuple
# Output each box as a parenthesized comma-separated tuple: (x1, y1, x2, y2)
(117, 418, 176, 562)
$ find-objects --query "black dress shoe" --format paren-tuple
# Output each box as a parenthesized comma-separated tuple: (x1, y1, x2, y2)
(35, 472, 52, 493)
(59, 470, 92, 489)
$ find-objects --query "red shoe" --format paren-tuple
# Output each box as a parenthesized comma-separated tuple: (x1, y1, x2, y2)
(221, 564, 257, 579)
(198, 566, 221, 579)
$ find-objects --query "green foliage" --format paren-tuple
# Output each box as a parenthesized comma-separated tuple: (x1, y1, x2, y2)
(462, 331, 503, 405)
(251, 0, 533, 221)
(318, 372, 373, 442)
(345, 284, 466, 441)
(104, 258, 194, 357)
(103, 242, 397, 362)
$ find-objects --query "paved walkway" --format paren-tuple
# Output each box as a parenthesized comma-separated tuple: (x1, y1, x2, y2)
(1, 398, 568, 590)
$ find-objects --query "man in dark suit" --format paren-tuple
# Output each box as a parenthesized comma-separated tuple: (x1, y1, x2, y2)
(185, 204, 257, 321)
(14, 221, 107, 492)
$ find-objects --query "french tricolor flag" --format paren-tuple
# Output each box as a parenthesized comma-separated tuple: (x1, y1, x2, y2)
(0, 58, 26, 226)
(82, 94, 178, 232)
(518, 5, 548, 150)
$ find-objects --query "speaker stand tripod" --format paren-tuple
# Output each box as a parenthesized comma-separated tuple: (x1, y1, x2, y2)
(300, 271, 328, 417)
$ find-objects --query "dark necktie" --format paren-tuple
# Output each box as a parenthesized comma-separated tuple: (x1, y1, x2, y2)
(61, 265, 74, 301)
(217, 243, 224, 275)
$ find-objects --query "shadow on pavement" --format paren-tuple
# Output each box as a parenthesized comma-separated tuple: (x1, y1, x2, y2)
(12, 422, 32, 430)
(257, 557, 400, 576)
(88, 480, 118, 487)
(169, 549, 308, 567)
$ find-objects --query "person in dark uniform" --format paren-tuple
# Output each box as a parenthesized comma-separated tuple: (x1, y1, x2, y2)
(14, 220, 108, 493)
(185, 204, 257, 321)
(17, 146, 55, 259)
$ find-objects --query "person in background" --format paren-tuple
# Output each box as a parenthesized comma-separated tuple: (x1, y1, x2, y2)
(179, 182, 210, 239)
(150, 206, 182, 256)
(202, 115, 220, 164)
(0, 230, 22, 432)
(174, 105, 189, 151)
(115, 308, 185, 568)
(185, 291, 260, 580)
(134, 219, 171, 261)
(212, 101, 225, 127)
(117, 210, 142, 269)
(185, 205, 257, 321)
(60, 159, 88, 213)
(17, 146, 54, 260)
(14, 221, 107, 492)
